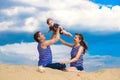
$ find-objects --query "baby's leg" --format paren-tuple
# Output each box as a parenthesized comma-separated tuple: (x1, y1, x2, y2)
(62, 30, 72, 37)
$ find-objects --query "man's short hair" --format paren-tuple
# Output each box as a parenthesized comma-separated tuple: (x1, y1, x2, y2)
(34, 31, 40, 42)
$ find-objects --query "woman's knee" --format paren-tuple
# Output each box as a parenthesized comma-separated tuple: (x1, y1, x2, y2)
(66, 67, 78, 72)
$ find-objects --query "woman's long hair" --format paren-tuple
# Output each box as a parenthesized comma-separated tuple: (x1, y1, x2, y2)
(75, 33, 88, 53)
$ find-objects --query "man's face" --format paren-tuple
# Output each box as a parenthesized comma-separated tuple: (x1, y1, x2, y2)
(38, 32, 45, 41)
(48, 20, 54, 27)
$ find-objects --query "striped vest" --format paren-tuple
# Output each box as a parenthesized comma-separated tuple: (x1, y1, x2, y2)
(37, 42, 52, 66)
(70, 46, 84, 67)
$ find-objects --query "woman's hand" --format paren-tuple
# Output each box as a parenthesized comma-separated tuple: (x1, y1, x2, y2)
(60, 61, 70, 64)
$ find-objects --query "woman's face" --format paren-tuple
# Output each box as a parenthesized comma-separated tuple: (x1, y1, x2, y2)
(74, 35, 80, 43)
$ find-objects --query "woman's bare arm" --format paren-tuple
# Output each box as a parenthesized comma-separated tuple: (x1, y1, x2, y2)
(59, 38, 73, 47)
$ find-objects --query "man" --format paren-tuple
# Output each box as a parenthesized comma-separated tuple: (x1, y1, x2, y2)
(34, 28, 66, 72)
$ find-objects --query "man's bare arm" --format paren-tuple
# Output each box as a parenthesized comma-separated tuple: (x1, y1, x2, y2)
(42, 28, 60, 48)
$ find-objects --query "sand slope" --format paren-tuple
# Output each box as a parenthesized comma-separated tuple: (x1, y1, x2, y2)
(0, 64, 120, 80)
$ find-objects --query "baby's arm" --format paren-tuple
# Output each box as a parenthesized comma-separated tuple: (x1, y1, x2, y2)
(46, 29, 51, 34)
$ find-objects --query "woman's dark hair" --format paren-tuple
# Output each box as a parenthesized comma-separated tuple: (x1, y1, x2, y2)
(46, 18, 53, 24)
(75, 33, 88, 53)
(34, 31, 40, 42)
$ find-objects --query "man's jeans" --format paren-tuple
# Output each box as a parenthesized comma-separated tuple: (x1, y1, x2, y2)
(46, 63, 66, 70)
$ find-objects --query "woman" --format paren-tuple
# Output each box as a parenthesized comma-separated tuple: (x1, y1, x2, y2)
(59, 33, 88, 72)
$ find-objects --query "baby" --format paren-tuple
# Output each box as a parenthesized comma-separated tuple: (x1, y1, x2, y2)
(46, 18, 72, 38)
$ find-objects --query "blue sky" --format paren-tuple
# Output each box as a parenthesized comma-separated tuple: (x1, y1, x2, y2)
(91, 0, 120, 6)
(0, 0, 120, 71)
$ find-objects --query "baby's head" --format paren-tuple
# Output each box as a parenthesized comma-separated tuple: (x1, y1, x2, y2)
(46, 18, 54, 27)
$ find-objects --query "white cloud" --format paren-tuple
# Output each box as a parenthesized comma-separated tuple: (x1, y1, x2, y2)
(0, 0, 120, 33)
(22, 17, 40, 32)
(13, 0, 49, 8)
(0, 43, 71, 62)
(0, 6, 40, 32)
(0, 42, 120, 71)
(0, 17, 40, 32)
(1, 6, 37, 16)
(0, 21, 14, 31)
(84, 54, 120, 71)
(0, 42, 38, 61)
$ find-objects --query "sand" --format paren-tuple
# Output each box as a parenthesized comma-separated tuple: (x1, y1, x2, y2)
(0, 64, 120, 80)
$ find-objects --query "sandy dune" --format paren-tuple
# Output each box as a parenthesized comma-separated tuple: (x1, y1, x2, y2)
(0, 64, 120, 80)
